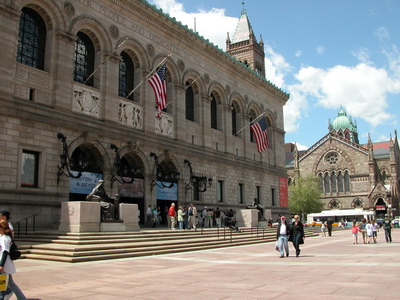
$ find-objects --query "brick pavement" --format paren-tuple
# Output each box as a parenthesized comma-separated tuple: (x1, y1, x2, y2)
(9, 228, 400, 300)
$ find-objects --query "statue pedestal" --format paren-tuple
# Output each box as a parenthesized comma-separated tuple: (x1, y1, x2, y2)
(59, 201, 100, 232)
(58, 202, 139, 232)
(236, 209, 258, 227)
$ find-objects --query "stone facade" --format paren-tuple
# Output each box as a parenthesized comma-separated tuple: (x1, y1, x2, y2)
(287, 118, 400, 218)
(0, 0, 289, 229)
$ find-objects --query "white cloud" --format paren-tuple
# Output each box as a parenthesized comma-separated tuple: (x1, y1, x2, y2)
(316, 46, 325, 55)
(374, 26, 390, 41)
(295, 142, 308, 151)
(352, 47, 372, 64)
(285, 63, 399, 132)
(295, 50, 302, 57)
(264, 45, 292, 88)
(150, 0, 237, 50)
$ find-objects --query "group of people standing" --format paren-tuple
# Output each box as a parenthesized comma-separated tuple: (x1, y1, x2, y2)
(352, 216, 394, 244)
(276, 215, 305, 258)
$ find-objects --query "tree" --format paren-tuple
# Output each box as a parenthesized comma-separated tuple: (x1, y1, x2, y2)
(289, 175, 324, 219)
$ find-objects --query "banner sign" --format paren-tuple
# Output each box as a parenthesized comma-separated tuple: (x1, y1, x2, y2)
(69, 171, 103, 194)
(375, 205, 386, 211)
(156, 181, 178, 201)
(279, 177, 288, 207)
(118, 178, 144, 198)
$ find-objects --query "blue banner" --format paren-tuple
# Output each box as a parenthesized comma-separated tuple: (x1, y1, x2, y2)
(156, 181, 178, 200)
(69, 171, 103, 194)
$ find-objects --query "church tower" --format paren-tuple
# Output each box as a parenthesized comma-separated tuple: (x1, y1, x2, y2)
(226, 2, 266, 77)
(328, 107, 360, 144)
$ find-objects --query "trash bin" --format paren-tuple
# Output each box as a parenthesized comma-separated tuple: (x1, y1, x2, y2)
(394, 220, 399, 228)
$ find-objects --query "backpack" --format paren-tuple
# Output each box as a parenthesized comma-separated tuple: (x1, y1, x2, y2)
(10, 240, 21, 260)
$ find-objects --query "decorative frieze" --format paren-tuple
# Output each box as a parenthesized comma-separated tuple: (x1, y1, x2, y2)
(72, 84, 100, 118)
(15, 64, 51, 88)
(155, 113, 173, 137)
(118, 99, 143, 129)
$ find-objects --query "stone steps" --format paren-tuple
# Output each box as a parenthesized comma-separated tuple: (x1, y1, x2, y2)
(15, 227, 319, 263)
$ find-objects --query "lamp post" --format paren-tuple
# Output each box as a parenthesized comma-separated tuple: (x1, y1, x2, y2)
(56, 133, 88, 184)
(184, 159, 212, 196)
(150, 152, 180, 190)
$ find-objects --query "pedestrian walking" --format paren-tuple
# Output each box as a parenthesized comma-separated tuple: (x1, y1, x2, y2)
(371, 220, 379, 243)
(276, 216, 290, 258)
(326, 218, 334, 236)
(383, 215, 393, 243)
(0, 218, 27, 300)
(290, 215, 305, 257)
(321, 221, 327, 237)
(359, 218, 367, 244)
(366, 220, 373, 244)
(214, 207, 221, 228)
(351, 221, 361, 244)
(146, 205, 152, 225)
(205, 208, 213, 227)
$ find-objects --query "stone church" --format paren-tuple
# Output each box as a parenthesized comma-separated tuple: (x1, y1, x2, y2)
(0, 0, 290, 228)
(287, 108, 400, 218)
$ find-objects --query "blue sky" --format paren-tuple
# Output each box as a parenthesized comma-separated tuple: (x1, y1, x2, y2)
(150, 0, 400, 149)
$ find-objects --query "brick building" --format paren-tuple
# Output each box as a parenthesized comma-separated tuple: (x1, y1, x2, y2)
(0, 0, 289, 228)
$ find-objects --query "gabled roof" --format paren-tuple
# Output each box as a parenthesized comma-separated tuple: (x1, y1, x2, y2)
(232, 10, 253, 43)
(365, 141, 390, 159)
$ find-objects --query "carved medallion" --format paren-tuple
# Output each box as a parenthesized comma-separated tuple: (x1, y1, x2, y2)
(63, 2, 75, 17)
(109, 24, 119, 39)
(225, 85, 231, 96)
(178, 60, 185, 71)
(147, 44, 155, 57)
(204, 73, 210, 85)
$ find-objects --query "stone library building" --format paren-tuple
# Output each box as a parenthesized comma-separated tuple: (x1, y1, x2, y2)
(0, 0, 289, 228)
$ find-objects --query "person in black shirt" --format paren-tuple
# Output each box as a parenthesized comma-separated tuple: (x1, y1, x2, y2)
(290, 215, 305, 257)
(326, 218, 334, 236)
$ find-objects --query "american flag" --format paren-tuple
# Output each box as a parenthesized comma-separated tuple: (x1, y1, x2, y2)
(250, 117, 269, 153)
(148, 64, 167, 117)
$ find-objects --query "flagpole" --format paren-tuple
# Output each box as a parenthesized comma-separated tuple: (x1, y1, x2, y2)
(83, 37, 129, 85)
(164, 74, 202, 108)
(234, 108, 268, 136)
(126, 54, 172, 99)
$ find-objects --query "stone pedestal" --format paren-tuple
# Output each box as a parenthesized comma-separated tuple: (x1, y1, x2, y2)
(236, 209, 258, 227)
(119, 203, 139, 231)
(264, 209, 272, 220)
(59, 201, 100, 232)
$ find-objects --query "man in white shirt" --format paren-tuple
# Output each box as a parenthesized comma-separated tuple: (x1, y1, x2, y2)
(275, 216, 290, 258)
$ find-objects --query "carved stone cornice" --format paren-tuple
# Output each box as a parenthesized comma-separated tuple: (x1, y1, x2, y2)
(0, 4, 19, 20)
(56, 30, 77, 43)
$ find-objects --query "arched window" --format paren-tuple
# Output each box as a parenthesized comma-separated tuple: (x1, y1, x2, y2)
(17, 7, 46, 70)
(318, 173, 324, 192)
(338, 171, 344, 193)
(249, 111, 256, 142)
(344, 171, 350, 192)
(324, 173, 330, 194)
(185, 82, 194, 121)
(211, 93, 217, 129)
(331, 172, 337, 193)
(119, 51, 134, 100)
(232, 106, 237, 135)
(74, 32, 95, 87)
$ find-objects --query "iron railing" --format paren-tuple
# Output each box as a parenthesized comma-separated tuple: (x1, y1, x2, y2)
(14, 214, 38, 238)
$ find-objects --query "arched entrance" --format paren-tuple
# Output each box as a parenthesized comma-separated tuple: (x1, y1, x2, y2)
(115, 153, 145, 224)
(69, 144, 104, 201)
(375, 198, 387, 218)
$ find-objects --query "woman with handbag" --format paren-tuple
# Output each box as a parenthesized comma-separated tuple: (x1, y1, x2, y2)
(290, 215, 305, 257)
(0, 219, 26, 300)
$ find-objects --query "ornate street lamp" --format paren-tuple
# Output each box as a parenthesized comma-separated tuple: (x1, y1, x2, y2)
(56, 133, 88, 184)
(110, 144, 142, 188)
(150, 152, 180, 190)
(184, 159, 212, 195)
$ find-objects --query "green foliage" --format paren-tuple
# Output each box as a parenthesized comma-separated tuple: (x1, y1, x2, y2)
(288, 175, 324, 216)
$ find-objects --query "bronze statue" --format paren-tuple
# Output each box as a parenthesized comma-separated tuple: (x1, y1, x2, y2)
(86, 180, 119, 221)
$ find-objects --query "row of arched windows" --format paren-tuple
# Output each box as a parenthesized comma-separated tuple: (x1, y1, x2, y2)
(318, 171, 351, 194)
(15, 6, 273, 146)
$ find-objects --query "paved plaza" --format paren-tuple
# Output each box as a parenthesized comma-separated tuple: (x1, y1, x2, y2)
(11, 228, 400, 299)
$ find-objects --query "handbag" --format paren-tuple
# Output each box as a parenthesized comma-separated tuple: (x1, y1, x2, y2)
(0, 274, 9, 291)
(10, 240, 21, 260)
